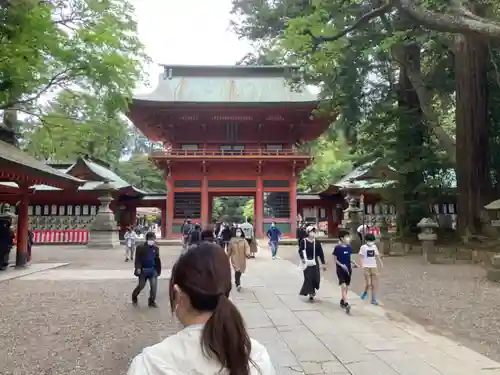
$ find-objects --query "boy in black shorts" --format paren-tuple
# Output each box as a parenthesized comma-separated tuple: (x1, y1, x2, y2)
(333, 230, 353, 312)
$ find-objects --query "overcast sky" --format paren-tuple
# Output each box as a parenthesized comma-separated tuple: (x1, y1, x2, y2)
(133, 0, 252, 92)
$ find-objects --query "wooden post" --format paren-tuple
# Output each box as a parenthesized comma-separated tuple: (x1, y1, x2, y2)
(166, 178, 174, 238)
(201, 175, 209, 228)
(290, 176, 297, 238)
(255, 175, 263, 237)
(327, 204, 335, 238)
(130, 204, 137, 227)
(161, 202, 167, 238)
(16, 192, 30, 267)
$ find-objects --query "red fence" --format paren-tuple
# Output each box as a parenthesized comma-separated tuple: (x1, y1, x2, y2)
(33, 230, 89, 244)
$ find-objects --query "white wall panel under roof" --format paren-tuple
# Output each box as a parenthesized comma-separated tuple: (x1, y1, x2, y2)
(133, 65, 319, 104)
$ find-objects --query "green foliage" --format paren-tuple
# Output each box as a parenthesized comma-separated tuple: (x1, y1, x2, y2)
(231, 0, 462, 234)
(23, 91, 130, 165)
(212, 197, 252, 223)
(115, 154, 167, 193)
(0, 0, 148, 121)
(243, 199, 254, 221)
(298, 133, 352, 191)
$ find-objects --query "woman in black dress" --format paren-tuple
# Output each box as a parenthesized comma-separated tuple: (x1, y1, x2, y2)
(298, 226, 326, 300)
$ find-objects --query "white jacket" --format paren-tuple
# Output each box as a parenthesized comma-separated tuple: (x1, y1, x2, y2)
(127, 325, 275, 375)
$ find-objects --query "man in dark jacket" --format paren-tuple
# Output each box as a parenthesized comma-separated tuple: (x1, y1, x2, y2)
(132, 232, 161, 308)
(180, 219, 192, 249)
(0, 217, 14, 270)
(188, 223, 202, 246)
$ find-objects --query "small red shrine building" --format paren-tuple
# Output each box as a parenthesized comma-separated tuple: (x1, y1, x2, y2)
(296, 158, 457, 237)
(1, 156, 167, 243)
(0, 139, 83, 264)
(127, 65, 331, 238)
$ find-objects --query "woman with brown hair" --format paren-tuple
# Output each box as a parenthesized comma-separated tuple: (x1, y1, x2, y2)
(227, 227, 251, 292)
(127, 242, 275, 375)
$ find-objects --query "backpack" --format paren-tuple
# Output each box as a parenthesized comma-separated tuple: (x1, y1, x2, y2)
(182, 223, 192, 235)
(189, 230, 201, 244)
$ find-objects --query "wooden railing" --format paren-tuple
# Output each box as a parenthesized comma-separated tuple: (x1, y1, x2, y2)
(151, 148, 310, 158)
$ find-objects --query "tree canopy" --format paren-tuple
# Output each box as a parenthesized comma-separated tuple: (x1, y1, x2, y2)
(0, 0, 148, 120)
(0, 0, 167, 193)
(231, 0, 500, 236)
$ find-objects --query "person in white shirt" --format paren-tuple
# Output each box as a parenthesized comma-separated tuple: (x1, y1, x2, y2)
(356, 224, 370, 242)
(240, 217, 256, 258)
(358, 233, 383, 305)
(124, 226, 137, 262)
(127, 242, 275, 375)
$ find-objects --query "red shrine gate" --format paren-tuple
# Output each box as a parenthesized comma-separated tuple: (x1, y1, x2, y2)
(128, 65, 330, 238)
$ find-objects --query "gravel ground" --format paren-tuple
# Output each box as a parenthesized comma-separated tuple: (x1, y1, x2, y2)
(3, 243, 500, 374)
(279, 245, 500, 362)
(0, 245, 182, 375)
(24, 245, 182, 270)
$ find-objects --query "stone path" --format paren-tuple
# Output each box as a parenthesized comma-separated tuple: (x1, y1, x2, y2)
(2, 246, 500, 375)
(232, 251, 500, 375)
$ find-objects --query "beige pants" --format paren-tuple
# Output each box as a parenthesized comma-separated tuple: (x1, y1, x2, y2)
(363, 267, 378, 276)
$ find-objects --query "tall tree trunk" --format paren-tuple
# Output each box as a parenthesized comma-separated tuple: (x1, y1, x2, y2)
(455, 32, 490, 236)
(396, 43, 427, 235)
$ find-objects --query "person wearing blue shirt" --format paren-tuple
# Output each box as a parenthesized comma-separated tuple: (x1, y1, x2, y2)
(333, 230, 355, 313)
(132, 232, 162, 308)
(266, 222, 282, 259)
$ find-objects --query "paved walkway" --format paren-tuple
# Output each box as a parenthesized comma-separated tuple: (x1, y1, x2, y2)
(5, 247, 500, 375)
(232, 252, 500, 375)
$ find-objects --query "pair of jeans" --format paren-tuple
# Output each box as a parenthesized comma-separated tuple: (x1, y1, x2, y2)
(235, 270, 242, 286)
(132, 270, 158, 302)
(125, 245, 135, 259)
(270, 241, 278, 257)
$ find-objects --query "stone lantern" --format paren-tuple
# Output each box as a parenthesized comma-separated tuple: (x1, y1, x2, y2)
(484, 199, 500, 281)
(342, 197, 362, 251)
(417, 217, 439, 263)
(87, 181, 120, 249)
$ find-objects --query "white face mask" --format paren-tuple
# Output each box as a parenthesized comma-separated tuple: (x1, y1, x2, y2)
(343, 236, 351, 244)
(147, 240, 154, 246)
(236, 231, 242, 237)
(308, 231, 316, 238)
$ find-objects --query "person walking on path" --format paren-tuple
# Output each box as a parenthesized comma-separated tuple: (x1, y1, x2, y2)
(267, 222, 282, 260)
(201, 227, 217, 243)
(296, 222, 307, 249)
(240, 217, 257, 258)
(333, 230, 355, 312)
(127, 242, 275, 375)
(299, 226, 326, 301)
(227, 227, 251, 292)
(359, 233, 383, 305)
(124, 226, 137, 262)
(188, 223, 202, 247)
(220, 223, 232, 252)
(0, 218, 14, 270)
(181, 219, 193, 249)
(132, 232, 162, 308)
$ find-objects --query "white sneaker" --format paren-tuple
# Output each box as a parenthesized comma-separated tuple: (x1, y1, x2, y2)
(237, 285, 242, 292)
(272, 256, 276, 260)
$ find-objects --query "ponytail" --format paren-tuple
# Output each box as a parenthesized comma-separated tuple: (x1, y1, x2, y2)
(201, 294, 254, 375)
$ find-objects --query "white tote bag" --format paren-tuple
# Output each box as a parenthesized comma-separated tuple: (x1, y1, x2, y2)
(298, 239, 316, 270)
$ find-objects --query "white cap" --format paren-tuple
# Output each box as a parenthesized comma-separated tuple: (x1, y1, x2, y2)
(306, 225, 316, 233)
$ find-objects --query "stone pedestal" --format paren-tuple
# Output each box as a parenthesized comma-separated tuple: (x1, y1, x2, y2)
(417, 217, 438, 264)
(87, 183, 120, 249)
(342, 197, 362, 251)
(487, 254, 500, 282)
